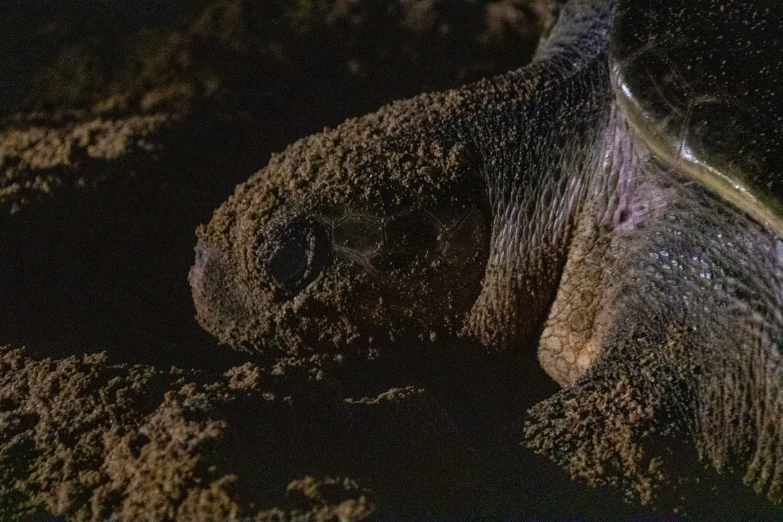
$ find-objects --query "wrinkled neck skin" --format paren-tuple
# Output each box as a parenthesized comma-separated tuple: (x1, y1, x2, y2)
(542, 120, 783, 500)
(452, 0, 615, 352)
(538, 103, 646, 384)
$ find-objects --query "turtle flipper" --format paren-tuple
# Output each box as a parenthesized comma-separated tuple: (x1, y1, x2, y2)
(526, 333, 783, 513)
(523, 367, 675, 505)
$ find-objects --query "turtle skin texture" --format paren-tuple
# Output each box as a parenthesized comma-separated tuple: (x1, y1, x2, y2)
(191, 0, 783, 511)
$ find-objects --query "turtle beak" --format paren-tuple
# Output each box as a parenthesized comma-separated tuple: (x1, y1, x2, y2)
(189, 237, 253, 342)
(189, 240, 216, 305)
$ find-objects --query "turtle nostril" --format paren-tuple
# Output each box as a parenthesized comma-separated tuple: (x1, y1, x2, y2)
(189, 241, 214, 295)
(264, 217, 331, 294)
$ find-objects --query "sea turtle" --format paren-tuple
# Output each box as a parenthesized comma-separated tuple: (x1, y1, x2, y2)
(190, 0, 783, 507)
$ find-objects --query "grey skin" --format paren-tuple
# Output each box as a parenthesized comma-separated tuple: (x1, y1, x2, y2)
(190, 0, 783, 507)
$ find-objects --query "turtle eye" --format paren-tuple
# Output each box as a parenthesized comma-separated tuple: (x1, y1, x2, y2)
(264, 217, 331, 294)
(268, 234, 309, 289)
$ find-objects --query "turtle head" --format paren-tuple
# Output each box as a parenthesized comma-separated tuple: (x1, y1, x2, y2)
(190, 95, 491, 357)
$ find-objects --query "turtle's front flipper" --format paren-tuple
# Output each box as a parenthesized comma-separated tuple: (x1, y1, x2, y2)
(523, 364, 685, 506)
(526, 325, 783, 514)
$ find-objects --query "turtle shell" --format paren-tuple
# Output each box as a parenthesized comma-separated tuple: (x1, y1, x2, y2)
(609, 0, 783, 236)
